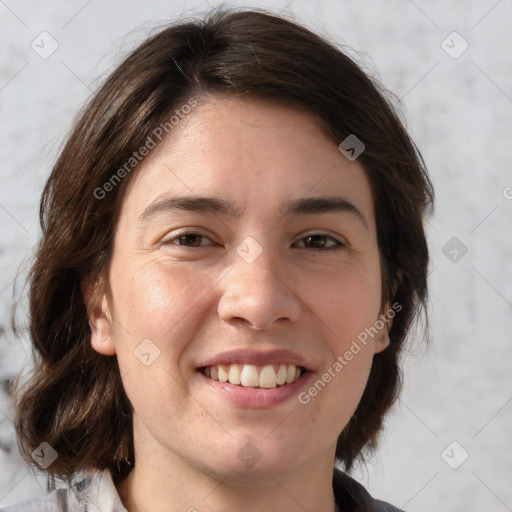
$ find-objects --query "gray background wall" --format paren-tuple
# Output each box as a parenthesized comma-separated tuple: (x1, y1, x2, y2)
(1, 1, 511, 510)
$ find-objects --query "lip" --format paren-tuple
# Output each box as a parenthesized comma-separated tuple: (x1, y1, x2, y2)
(196, 348, 315, 371)
(196, 369, 314, 408)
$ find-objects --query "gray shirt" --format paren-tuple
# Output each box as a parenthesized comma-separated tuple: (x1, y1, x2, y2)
(1, 470, 126, 512)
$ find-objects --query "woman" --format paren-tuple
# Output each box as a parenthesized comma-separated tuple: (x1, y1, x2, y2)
(6, 7, 433, 512)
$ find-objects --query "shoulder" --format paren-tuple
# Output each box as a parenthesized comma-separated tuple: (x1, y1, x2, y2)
(1, 488, 68, 512)
(0, 470, 127, 512)
(333, 469, 404, 512)
(371, 500, 405, 512)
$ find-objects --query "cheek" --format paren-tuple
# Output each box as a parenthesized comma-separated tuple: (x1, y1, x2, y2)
(299, 262, 381, 413)
(109, 259, 221, 357)
(108, 260, 215, 419)
(303, 262, 383, 349)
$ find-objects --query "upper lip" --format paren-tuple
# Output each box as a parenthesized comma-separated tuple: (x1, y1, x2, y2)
(197, 348, 315, 371)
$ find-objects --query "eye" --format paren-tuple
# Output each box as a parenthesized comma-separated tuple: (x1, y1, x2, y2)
(294, 234, 345, 252)
(160, 231, 345, 251)
(161, 232, 215, 247)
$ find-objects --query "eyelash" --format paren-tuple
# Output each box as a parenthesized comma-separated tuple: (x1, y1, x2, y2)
(161, 232, 346, 253)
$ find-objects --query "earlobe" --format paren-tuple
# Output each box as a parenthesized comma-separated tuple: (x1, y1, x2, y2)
(374, 301, 393, 354)
(89, 296, 117, 356)
(82, 280, 116, 356)
(374, 330, 390, 354)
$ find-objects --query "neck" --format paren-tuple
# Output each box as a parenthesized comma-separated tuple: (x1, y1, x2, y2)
(116, 446, 338, 512)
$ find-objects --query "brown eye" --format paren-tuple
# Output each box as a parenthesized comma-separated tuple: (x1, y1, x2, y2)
(177, 234, 203, 246)
(162, 232, 214, 247)
(294, 234, 345, 252)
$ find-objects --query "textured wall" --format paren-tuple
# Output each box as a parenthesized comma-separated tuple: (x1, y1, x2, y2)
(1, 0, 511, 510)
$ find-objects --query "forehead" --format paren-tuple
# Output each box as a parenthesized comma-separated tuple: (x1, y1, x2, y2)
(119, 95, 375, 227)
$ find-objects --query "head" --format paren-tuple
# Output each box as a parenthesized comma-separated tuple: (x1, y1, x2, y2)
(13, 7, 433, 489)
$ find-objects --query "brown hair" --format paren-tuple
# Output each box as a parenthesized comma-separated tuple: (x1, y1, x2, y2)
(12, 5, 433, 494)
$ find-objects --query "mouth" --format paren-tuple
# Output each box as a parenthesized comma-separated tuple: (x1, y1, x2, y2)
(199, 363, 307, 389)
(195, 348, 314, 407)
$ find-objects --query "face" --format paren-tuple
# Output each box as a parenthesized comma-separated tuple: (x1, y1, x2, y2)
(86, 95, 390, 482)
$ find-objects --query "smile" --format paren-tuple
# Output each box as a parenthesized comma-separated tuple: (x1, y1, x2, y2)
(200, 363, 306, 389)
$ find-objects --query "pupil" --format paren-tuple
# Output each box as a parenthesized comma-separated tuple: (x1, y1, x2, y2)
(183, 234, 200, 246)
(307, 235, 325, 248)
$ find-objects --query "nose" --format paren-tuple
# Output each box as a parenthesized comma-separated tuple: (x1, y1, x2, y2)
(217, 245, 302, 330)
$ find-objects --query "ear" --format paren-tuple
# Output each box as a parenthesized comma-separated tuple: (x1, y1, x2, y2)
(374, 301, 393, 354)
(81, 278, 116, 356)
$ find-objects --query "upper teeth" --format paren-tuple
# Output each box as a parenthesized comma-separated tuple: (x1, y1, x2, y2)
(203, 364, 302, 388)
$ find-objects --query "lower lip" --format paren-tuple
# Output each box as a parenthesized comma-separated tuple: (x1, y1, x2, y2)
(196, 371, 313, 408)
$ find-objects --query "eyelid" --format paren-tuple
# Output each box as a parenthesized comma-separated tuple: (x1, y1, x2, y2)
(159, 229, 217, 247)
(295, 230, 347, 244)
(293, 232, 346, 249)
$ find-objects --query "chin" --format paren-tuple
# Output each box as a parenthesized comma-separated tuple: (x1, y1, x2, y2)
(194, 436, 312, 486)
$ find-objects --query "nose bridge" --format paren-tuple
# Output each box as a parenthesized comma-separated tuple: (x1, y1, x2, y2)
(217, 236, 301, 329)
(236, 250, 281, 292)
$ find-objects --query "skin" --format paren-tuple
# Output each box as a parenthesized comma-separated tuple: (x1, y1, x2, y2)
(85, 95, 391, 512)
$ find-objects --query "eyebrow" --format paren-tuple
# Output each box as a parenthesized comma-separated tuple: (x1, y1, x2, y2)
(281, 196, 368, 229)
(138, 195, 368, 230)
